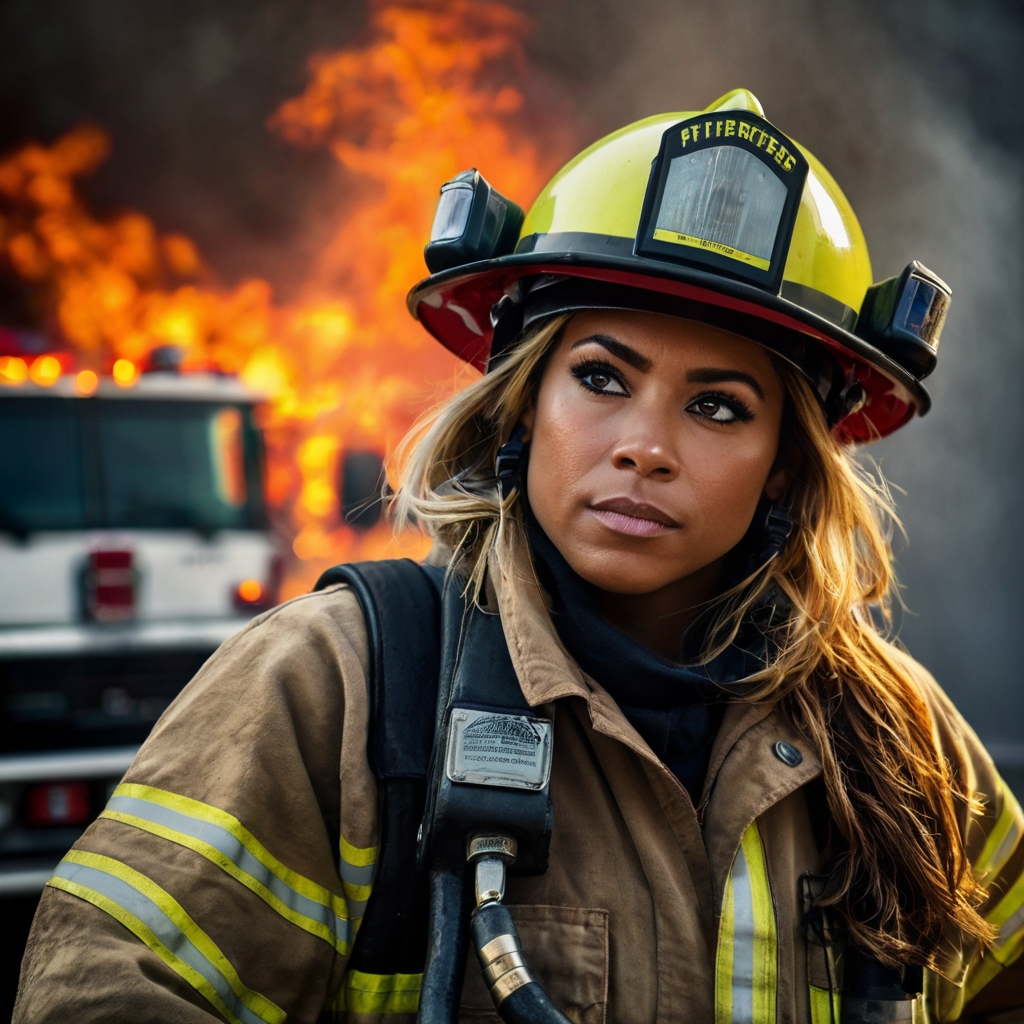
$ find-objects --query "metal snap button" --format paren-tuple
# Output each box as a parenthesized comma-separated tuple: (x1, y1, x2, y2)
(774, 740, 803, 767)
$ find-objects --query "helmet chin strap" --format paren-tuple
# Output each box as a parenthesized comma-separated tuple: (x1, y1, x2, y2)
(495, 423, 529, 499)
(716, 493, 795, 590)
(761, 499, 795, 565)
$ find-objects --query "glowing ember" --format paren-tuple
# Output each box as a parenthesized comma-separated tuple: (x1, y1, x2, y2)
(0, 1, 571, 599)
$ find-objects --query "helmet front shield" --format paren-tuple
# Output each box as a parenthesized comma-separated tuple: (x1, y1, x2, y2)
(636, 111, 808, 295)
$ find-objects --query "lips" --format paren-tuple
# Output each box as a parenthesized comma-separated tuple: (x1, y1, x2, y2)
(588, 497, 680, 537)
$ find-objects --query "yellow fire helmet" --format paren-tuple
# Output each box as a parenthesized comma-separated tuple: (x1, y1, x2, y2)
(407, 89, 950, 441)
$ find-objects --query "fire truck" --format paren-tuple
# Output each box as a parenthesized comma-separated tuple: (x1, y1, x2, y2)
(0, 352, 281, 896)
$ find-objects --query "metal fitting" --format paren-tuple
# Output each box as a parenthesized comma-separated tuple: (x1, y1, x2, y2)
(478, 932, 534, 1006)
(467, 834, 517, 863)
(467, 833, 518, 908)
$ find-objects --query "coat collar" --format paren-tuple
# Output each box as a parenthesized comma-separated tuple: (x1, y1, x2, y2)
(490, 525, 819, 773)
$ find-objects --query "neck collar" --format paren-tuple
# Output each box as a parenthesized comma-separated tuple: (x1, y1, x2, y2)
(525, 515, 778, 710)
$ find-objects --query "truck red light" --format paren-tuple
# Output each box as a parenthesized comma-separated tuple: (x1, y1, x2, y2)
(27, 783, 91, 826)
(87, 549, 136, 621)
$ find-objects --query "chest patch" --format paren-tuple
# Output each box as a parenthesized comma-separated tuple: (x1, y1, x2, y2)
(445, 709, 553, 791)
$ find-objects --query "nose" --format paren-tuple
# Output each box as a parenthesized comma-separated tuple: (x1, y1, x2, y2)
(611, 434, 679, 480)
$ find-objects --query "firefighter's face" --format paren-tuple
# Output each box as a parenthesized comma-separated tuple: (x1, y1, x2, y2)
(521, 310, 789, 597)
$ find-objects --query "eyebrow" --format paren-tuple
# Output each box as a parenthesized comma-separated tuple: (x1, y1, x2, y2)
(570, 334, 653, 372)
(571, 335, 768, 400)
(687, 367, 766, 400)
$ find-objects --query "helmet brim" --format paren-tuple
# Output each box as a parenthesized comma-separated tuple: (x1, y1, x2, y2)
(407, 251, 930, 443)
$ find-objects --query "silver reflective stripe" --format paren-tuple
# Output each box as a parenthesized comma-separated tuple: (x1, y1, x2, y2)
(987, 821, 1023, 884)
(52, 859, 269, 1024)
(730, 841, 756, 1024)
(346, 895, 370, 920)
(107, 794, 350, 947)
(973, 780, 1024, 887)
(998, 901, 1024, 949)
(715, 822, 778, 1024)
(339, 860, 375, 888)
(339, 849, 375, 923)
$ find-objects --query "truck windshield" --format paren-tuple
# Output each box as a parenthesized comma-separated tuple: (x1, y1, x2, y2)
(0, 397, 266, 533)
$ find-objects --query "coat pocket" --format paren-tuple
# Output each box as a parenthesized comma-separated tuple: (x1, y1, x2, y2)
(459, 905, 609, 1024)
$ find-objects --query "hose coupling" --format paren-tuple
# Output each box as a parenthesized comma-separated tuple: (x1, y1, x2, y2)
(467, 833, 517, 908)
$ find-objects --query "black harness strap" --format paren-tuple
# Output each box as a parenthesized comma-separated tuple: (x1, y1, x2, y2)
(418, 581, 553, 875)
(314, 559, 444, 976)
(414, 580, 557, 1024)
(314, 560, 560, 1024)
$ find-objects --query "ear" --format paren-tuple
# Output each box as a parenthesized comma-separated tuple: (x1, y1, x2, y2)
(763, 437, 800, 502)
(519, 403, 536, 444)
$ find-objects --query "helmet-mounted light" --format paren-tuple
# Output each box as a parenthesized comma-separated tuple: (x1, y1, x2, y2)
(424, 169, 525, 274)
(635, 110, 809, 294)
(855, 261, 950, 379)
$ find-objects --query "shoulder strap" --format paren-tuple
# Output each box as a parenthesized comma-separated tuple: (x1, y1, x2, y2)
(313, 558, 445, 985)
(313, 558, 553, 1011)
(315, 558, 444, 779)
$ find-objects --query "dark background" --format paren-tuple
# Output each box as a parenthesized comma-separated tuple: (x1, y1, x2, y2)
(1, 0, 1022, 1008)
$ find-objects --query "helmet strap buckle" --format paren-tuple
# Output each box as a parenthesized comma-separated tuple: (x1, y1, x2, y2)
(495, 424, 528, 499)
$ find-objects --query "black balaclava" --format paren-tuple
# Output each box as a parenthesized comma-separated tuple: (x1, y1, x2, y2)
(525, 507, 787, 804)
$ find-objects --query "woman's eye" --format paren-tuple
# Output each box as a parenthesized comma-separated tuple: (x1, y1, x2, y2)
(573, 364, 628, 395)
(687, 395, 750, 423)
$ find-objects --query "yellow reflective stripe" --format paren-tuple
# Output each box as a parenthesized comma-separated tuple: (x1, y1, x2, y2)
(808, 985, 840, 1024)
(716, 860, 738, 1024)
(47, 876, 253, 1024)
(340, 833, 377, 868)
(962, 952, 1007, 1007)
(339, 832, 377, 928)
(343, 879, 373, 903)
(950, 776, 1024, 1007)
(715, 822, 778, 1024)
(338, 970, 422, 1015)
(961, 855, 1024, 1004)
(49, 850, 285, 1024)
(974, 779, 1024, 886)
(743, 823, 779, 1024)
(116, 784, 345, 908)
(997, 921, 1024, 969)
(105, 783, 351, 952)
(651, 227, 771, 271)
(986, 868, 1024, 965)
(102, 808, 350, 954)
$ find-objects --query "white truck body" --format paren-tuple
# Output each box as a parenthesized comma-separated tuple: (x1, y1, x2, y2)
(0, 373, 279, 894)
(0, 530, 274, 629)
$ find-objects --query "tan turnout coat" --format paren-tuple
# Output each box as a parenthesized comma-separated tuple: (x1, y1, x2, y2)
(13, 527, 1024, 1023)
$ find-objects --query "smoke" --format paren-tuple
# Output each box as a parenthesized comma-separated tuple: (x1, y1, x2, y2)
(525, 0, 1024, 755)
(1, 0, 1022, 755)
(0, 0, 370, 292)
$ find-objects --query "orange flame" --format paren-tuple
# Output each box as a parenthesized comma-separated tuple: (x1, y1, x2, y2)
(0, 0, 572, 600)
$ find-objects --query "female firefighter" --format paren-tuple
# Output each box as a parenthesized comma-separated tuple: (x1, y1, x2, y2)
(15, 90, 1024, 1024)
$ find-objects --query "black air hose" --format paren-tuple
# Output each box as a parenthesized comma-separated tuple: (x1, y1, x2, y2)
(470, 901, 572, 1024)
(417, 862, 471, 1024)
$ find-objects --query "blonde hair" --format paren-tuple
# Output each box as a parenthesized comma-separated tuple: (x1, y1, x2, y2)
(391, 315, 993, 967)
